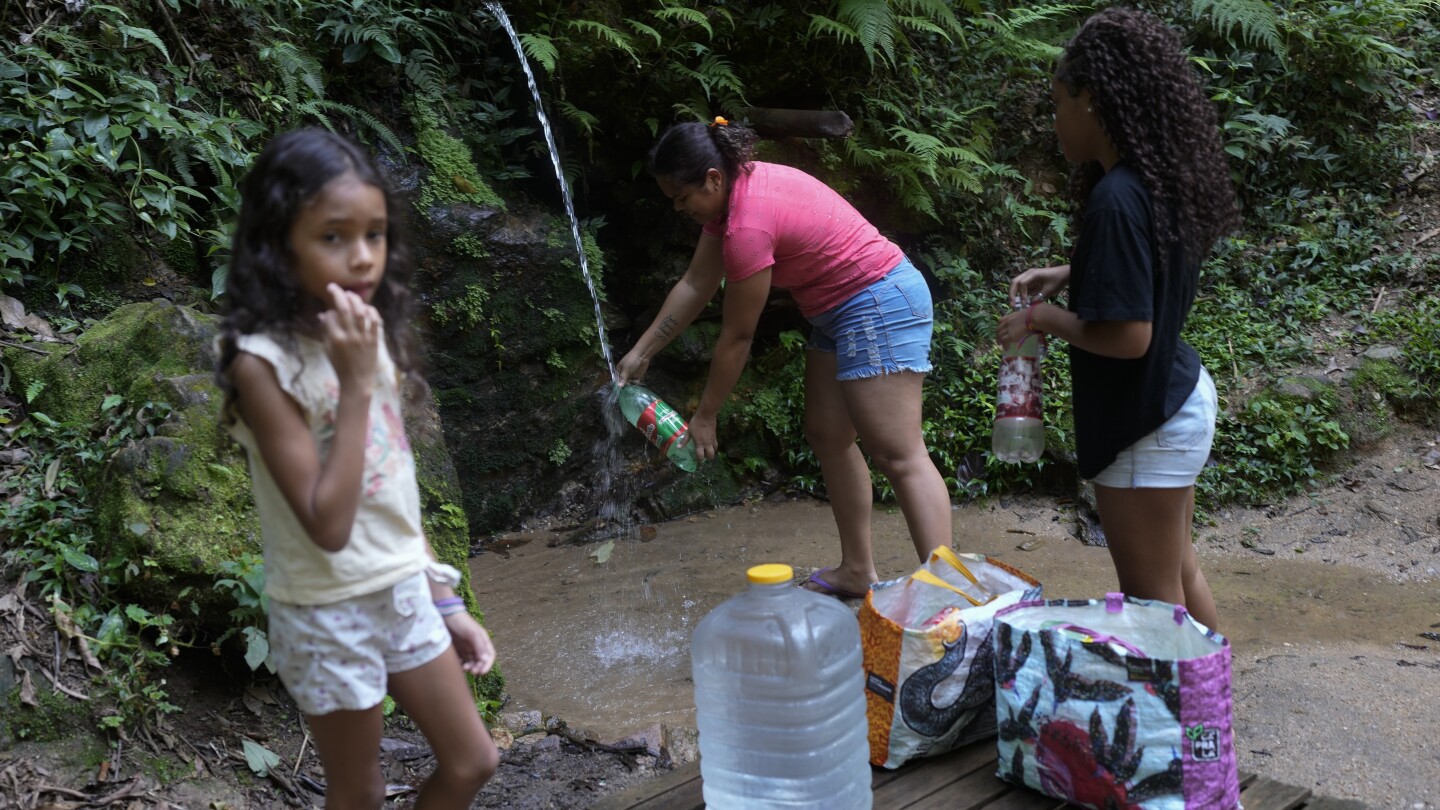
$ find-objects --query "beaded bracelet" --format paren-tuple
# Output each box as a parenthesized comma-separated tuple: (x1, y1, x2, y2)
(1024, 302, 1039, 334)
(433, 597, 466, 617)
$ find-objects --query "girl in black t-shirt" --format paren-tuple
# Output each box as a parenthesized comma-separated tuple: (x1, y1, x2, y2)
(997, 7, 1238, 630)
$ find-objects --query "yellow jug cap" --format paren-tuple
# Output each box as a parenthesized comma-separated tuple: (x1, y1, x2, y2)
(747, 564, 793, 585)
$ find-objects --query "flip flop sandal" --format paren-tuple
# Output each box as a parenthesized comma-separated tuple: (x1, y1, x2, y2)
(803, 568, 867, 601)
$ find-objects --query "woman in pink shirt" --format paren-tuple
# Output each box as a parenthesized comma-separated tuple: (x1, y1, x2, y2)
(617, 119, 953, 600)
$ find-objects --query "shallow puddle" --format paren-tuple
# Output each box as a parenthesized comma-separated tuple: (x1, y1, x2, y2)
(470, 496, 1440, 741)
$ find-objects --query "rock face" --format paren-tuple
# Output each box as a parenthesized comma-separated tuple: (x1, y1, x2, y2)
(406, 194, 742, 537)
(1, 304, 486, 660)
(5, 303, 255, 604)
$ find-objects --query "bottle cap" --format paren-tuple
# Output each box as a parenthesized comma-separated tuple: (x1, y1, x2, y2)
(746, 564, 793, 585)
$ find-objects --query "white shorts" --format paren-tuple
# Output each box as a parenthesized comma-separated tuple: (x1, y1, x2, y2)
(267, 567, 458, 716)
(1091, 368, 1217, 489)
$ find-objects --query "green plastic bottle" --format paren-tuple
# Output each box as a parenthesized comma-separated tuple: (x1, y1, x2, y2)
(616, 384, 698, 472)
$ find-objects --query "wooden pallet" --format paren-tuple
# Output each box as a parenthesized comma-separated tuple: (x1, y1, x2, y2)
(591, 736, 1369, 810)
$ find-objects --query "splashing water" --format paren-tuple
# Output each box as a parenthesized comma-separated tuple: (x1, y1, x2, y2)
(486, 1, 617, 383)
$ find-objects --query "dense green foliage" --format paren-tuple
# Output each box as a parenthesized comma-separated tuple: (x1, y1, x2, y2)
(0, 391, 183, 729)
(2, 0, 1439, 735)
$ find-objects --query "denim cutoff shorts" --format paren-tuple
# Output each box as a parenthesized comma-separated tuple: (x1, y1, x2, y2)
(1091, 367, 1218, 489)
(807, 258, 934, 381)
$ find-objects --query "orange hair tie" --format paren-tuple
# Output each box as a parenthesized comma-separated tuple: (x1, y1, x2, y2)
(709, 116, 729, 128)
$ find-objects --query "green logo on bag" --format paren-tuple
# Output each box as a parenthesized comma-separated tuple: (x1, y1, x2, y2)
(1186, 724, 1220, 761)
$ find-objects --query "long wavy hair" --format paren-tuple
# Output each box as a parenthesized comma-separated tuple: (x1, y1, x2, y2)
(215, 128, 424, 420)
(1056, 7, 1239, 271)
(647, 119, 759, 186)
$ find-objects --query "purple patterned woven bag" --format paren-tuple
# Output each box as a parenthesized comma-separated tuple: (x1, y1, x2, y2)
(992, 593, 1238, 810)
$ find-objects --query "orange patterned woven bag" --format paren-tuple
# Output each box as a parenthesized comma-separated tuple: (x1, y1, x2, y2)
(861, 549, 1041, 769)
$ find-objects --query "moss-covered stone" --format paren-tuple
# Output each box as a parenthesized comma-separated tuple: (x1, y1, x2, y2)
(410, 98, 505, 213)
(1271, 375, 1334, 405)
(4, 302, 499, 666)
(407, 395, 504, 702)
(4, 303, 258, 613)
(1343, 356, 1411, 447)
(2, 680, 97, 744)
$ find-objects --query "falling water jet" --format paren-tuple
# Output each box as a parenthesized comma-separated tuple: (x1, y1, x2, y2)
(485, 1, 617, 384)
(484, 0, 645, 553)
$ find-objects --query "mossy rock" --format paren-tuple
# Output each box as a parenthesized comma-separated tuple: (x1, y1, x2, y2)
(6, 303, 258, 612)
(1269, 374, 1334, 405)
(4, 303, 496, 670)
(1341, 357, 1409, 448)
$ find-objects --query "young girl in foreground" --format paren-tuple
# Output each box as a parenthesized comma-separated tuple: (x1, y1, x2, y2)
(998, 8, 1239, 629)
(216, 128, 498, 808)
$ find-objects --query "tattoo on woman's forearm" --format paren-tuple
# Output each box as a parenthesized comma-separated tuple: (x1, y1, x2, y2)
(654, 315, 678, 342)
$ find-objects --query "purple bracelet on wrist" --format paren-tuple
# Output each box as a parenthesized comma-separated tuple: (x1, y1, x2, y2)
(433, 596, 466, 616)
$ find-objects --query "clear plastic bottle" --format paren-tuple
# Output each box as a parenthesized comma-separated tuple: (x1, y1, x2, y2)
(691, 564, 872, 810)
(992, 329, 1045, 463)
(615, 383, 698, 472)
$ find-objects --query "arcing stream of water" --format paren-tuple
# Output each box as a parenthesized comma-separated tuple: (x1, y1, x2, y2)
(484, 0, 644, 525)
(486, 1, 617, 384)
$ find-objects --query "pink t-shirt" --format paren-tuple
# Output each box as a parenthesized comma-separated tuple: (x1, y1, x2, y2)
(702, 162, 904, 318)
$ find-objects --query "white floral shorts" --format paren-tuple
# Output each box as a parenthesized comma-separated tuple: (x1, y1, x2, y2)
(267, 565, 461, 716)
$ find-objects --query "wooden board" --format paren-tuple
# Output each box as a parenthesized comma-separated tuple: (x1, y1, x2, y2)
(589, 737, 1366, 810)
(1299, 798, 1370, 810)
(1240, 776, 1314, 810)
(590, 762, 702, 810)
(870, 741, 996, 806)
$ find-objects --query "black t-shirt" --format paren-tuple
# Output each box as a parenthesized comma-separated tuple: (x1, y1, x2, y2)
(1068, 164, 1201, 479)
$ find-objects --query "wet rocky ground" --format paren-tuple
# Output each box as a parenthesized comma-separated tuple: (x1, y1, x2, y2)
(2, 427, 1439, 809)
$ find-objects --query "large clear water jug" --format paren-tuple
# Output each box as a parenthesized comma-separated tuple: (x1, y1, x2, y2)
(691, 564, 872, 809)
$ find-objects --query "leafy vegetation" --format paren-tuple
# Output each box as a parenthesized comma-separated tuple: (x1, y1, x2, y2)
(0, 393, 185, 729)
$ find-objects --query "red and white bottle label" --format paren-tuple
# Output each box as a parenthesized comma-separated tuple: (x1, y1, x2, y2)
(995, 356, 1042, 420)
(636, 400, 688, 452)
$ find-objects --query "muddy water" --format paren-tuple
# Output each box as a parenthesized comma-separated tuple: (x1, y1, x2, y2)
(469, 497, 1440, 743)
(471, 497, 1440, 805)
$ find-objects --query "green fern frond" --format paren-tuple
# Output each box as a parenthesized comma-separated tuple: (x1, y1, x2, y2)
(896, 16, 952, 43)
(193, 138, 233, 188)
(300, 100, 405, 156)
(566, 19, 640, 65)
(405, 48, 448, 98)
(652, 6, 714, 39)
(895, 0, 965, 35)
(556, 100, 601, 140)
(841, 137, 889, 171)
(871, 98, 911, 120)
(627, 19, 663, 47)
(892, 130, 948, 164)
(519, 33, 559, 74)
(261, 41, 324, 100)
(837, 0, 899, 68)
(671, 100, 711, 123)
(968, 8, 1072, 63)
(1192, 0, 1284, 55)
(807, 15, 859, 50)
(118, 24, 170, 62)
(169, 148, 196, 187)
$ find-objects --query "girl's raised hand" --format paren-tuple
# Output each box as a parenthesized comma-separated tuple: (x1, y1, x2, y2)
(443, 612, 497, 675)
(318, 282, 382, 392)
(1008, 264, 1071, 310)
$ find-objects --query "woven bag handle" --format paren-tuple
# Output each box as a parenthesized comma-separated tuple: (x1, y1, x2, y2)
(910, 549, 997, 606)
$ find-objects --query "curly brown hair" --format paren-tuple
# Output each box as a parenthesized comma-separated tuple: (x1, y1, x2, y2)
(215, 128, 426, 422)
(1056, 6, 1239, 271)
